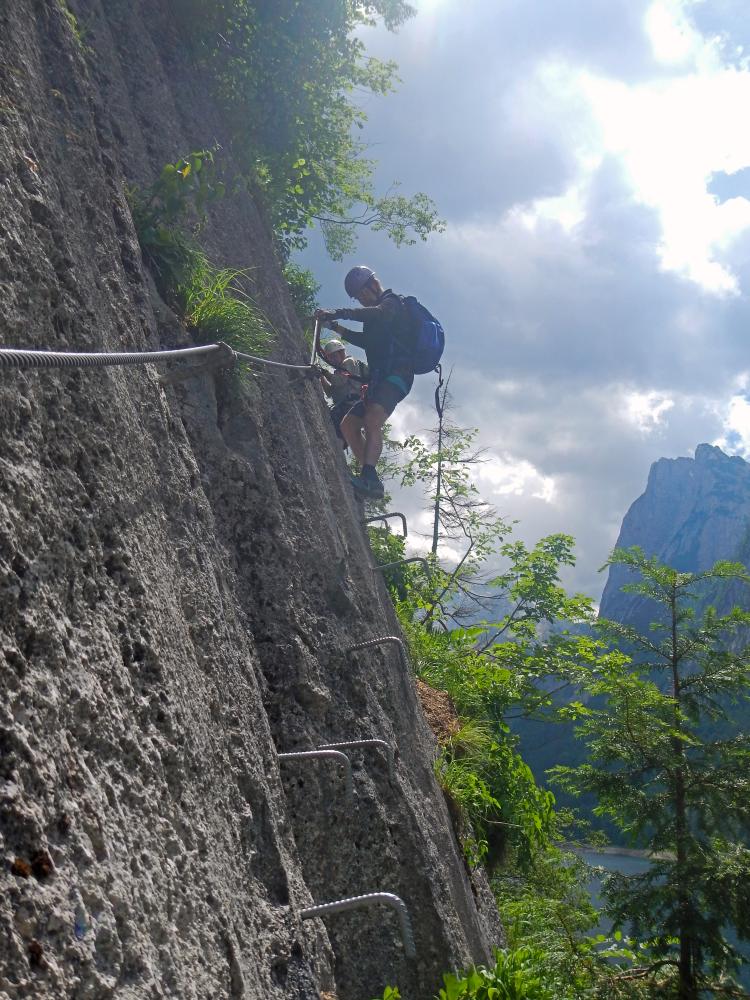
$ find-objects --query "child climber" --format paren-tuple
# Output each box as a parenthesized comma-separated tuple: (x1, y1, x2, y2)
(320, 339, 369, 449)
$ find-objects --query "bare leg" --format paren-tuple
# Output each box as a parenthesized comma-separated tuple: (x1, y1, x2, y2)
(363, 403, 388, 467)
(341, 412, 366, 464)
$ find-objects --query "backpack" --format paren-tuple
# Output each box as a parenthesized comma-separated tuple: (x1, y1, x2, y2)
(402, 296, 445, 374)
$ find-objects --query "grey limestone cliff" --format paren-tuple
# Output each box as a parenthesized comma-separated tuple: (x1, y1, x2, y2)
(0, 3, 502, 998)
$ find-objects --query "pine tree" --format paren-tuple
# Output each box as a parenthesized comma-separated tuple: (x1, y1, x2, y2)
(553, 548, 750, 999)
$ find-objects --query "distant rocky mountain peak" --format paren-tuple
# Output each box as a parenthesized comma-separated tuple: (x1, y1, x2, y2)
(600, 444, 750, 628)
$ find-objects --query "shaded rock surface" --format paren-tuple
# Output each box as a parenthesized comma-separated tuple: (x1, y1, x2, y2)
(600, 444, 750, 630)
(0, 2, 503, 998)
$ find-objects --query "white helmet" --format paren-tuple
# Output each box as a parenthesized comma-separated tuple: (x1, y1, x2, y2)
(322, 339, 345, 354)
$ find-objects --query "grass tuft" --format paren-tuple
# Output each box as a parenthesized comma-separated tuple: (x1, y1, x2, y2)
(58, 0, 86, 48)
(181, 266, 268, 354)
(130, 189, 271, 358)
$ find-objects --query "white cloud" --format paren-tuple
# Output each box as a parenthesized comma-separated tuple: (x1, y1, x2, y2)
(476, 453, 557, 503)
(511, 1, 750, 293)
(518, 185, 587, 233)
(384, 396, 422, 441)
(623, 389, 675, 432)
(645, 0, 703, 64)
(405, 508, 467, 563)
(713, 373, 750, 455)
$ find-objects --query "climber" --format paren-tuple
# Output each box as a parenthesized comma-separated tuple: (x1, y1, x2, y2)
(315, 266, 416, 500)
(319, 339, 369, 448)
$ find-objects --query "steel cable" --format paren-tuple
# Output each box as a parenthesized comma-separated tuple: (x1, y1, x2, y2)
(0, 343, 317, 374)
(235, 350, 315, 371)
(0, 343, 225, 370)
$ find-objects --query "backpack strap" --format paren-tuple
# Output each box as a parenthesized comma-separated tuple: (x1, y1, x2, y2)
(381, 293, 416, 374)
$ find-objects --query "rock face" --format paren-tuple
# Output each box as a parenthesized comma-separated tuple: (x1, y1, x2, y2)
(600, 444, 750, 629)
(0, 3, 502, 999)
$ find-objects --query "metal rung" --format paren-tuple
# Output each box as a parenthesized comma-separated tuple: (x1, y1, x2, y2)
(346, 636, 409, 671)
(364, 512, 407, 537)
(301, 891, 416, 959)
(278, 750, 353, 799)
(374, 557, 430, 579)
(318, 740, 395, 781)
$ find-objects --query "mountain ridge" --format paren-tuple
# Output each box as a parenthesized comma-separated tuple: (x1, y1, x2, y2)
(600, 443, 750, 629)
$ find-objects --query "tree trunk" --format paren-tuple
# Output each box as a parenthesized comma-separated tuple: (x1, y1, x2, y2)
(670, 586, 697, 1000)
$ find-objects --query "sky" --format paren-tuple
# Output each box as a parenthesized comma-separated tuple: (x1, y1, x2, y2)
(298, 0, 750, 599)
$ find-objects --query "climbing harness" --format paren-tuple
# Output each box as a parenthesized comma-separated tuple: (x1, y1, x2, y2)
(300, 891, 416, 959)
(277, 750, 353, 800)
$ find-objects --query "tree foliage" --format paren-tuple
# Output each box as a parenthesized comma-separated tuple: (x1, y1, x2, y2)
(173, 0, 443, 257)
(372, 416, 689, 997)
(553, 548, 750, 999)
(376, 421, 608, 870)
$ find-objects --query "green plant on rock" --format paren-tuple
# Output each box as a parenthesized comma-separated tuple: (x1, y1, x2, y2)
(134, 150, 225, 230)
(434, 718, 555, 870)
(130, 153, 270, 356)
(437, 947, 564, 1000)
(435, 720, 502, 867)
(436, 936, 659, 1000)
(57, 0, 87, 47)
(181, 264, 268, 354)
(370, 988, 400, 1000)
(129, 150, 226, 293)
(282, 261, 320, 326)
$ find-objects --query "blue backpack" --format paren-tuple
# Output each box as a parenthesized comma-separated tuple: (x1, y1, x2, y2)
(403, 295, 445, 374)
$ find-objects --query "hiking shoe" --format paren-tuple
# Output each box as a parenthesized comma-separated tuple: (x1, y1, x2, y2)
(350, 473, 385, 500)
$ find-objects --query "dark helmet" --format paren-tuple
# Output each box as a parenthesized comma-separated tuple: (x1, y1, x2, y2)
(344, 265, 375, 298)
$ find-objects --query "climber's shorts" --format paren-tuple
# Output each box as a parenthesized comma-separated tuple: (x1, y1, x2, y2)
(348, 374, 413, 419)
(329, 398, 359, 438)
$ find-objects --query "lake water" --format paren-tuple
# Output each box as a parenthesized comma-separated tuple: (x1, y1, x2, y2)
(579, 849, 749, 988)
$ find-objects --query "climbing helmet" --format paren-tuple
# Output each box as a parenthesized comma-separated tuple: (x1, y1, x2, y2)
(344, 265, 375, 298)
